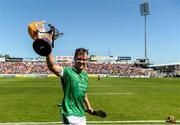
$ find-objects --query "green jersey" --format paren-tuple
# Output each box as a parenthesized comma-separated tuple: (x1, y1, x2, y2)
(60, 67, 88, 117)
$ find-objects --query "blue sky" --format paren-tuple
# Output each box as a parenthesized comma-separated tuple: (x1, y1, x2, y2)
(0, 0, 179, 64)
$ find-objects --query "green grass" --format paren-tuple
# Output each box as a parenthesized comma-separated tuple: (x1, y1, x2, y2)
(0, 77, 180, 122)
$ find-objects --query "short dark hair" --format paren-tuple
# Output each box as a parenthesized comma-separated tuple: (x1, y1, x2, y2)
(74, 48, 88, 58)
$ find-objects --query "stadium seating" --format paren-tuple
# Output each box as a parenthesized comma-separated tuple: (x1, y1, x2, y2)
(0, 61, 148, 77)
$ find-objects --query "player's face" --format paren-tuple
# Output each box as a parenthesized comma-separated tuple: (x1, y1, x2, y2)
(74, 52, 88, 71)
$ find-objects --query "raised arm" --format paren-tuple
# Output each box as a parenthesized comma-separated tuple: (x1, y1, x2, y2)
(46, 53, 63, 77)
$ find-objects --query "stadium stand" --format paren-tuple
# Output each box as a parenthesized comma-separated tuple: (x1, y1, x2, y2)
(151, 62, 180, 78)
(4, 56, 180, 78)
(0, 60, 153, 77)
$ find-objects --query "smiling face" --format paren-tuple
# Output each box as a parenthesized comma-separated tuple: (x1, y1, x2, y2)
(74, 48, 88, 72)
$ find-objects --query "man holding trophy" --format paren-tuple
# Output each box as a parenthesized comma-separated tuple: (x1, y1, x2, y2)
(28, 21, 94, 125)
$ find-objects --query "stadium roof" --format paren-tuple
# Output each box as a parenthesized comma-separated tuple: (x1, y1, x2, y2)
(152, 62, 180, 67)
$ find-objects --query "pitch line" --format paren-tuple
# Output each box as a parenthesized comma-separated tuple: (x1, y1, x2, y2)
(1, 120, 179, 125)
(88, 92, 134, 95)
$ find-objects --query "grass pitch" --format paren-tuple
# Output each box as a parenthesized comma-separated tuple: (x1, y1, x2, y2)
(0, 77, 180, 123)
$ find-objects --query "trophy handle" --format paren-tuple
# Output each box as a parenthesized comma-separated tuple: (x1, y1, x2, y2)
(37, 23, 64, 48)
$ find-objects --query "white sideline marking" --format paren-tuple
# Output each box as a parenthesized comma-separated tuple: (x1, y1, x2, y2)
(1, 120, 180, 125)
(0, 122, 60, 125)
(88, 92, 134, 95)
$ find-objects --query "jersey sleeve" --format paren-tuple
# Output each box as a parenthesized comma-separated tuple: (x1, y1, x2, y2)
(59, 67, 64, 76)
(61, 67, 69, 78)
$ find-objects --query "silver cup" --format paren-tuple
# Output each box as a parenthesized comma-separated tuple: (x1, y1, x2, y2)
(28, 21, 63, 56)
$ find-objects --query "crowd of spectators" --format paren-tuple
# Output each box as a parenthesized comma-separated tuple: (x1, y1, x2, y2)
(0, 61, 147, 76)
(0, 62, 51, 74)
(87, 62, 146, 76)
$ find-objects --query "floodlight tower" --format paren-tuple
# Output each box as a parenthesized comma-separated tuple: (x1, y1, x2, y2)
(140, 1, 150, 59)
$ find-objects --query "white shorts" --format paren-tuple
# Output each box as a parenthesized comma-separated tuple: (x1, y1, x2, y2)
(61, 113, 86, 125)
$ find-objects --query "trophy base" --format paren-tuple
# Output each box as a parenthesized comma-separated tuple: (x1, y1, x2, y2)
(33, 38, 52, 56)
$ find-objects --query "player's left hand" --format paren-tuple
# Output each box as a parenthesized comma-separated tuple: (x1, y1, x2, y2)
(86, 107, 94, 114)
